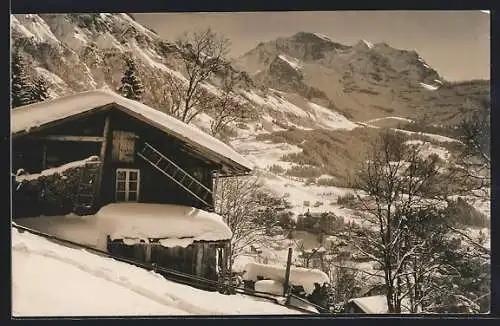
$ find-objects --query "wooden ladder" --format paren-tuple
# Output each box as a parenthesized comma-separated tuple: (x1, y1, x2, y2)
(73, 161, 103, 215)
(137, 141, 213, 209)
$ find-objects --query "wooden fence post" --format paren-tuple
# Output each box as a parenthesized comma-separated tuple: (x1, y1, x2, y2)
(283, 247, 293, 297)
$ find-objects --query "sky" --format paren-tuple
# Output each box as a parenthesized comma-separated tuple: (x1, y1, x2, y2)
(133, 11, 490, 81)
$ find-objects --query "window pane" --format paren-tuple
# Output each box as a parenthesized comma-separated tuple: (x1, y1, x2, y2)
(117, 181, 126, 191)
(128, 192, 137, 201)
(129, 171, 138, 181)
(129, 181, 137, 191)
(116, 192, 126, 201)
(117, 171, 126, 180)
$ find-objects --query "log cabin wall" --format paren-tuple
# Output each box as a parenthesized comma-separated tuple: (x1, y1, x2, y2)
(99, 109, 217, 210)
(107, 239, 230, 282)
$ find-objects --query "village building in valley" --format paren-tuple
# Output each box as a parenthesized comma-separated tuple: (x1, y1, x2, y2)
(11, 89, 253, 284)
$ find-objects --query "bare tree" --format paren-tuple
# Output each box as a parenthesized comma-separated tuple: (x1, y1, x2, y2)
(208, 66, 252, 137)
(324, 255, 366, 312)
(347, 130, 450, 312)
(168, 28, 230, 123)
(345, 129, 490, 313)
(215, 177, 281, 271)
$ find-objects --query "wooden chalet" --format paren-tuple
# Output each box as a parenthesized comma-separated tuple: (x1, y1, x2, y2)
(11, 89, 253, 284)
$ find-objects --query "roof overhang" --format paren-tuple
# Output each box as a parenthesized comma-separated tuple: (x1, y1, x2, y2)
(11, 90, 253, 176)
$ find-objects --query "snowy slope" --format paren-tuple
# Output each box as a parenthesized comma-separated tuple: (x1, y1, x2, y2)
(277, 54, 302, 71)
(12, 228, 301, 316)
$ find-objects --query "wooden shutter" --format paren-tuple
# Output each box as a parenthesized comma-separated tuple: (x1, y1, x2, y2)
(112, 131, 136, 163)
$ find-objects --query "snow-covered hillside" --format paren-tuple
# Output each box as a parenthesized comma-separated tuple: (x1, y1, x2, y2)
(12, 227, 301, 316)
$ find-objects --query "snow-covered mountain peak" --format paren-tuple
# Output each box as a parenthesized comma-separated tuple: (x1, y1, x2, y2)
(354, 39, 374, 51)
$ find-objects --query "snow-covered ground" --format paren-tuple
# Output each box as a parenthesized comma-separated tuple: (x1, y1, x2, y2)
(12, 227, 302, 316)
(306, 102, 359, 130)
(393, 128, 460, 144)
(405, 139, 451, 161)
(420, 82, 439, 91)
(364, 116, 414, 125)
(258, 172, 359, 219)
(230, 137, 302, 171)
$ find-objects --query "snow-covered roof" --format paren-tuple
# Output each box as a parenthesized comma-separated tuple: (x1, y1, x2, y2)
(348, 295, 412, 314)
(11, 89, 253, 174)
(348, 295, 388, 314)
(12, 227, 301, 316)
(96, 203, 232, 246)
(242, 262, 330, 295)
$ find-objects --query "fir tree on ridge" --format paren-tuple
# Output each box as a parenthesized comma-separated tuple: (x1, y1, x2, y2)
(118, 56, 144, 101)
(32, 76, 50, 103)
(11, 52, 36, 108)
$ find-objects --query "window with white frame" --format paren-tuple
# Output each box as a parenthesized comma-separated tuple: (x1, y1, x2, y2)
(115, 169, 140, 202)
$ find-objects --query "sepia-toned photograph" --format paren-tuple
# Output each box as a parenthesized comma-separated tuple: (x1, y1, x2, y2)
(10, 10, 490, 316)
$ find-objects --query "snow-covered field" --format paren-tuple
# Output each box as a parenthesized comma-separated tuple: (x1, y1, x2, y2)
(11, 227, 302, 316)
(420, 82, 440, 91)
(230, 137, 302, 171)
(393, 128, 460, 144)
(306, 102, 359, 130)
(364, 116, 414, 125)
(258, 172, 359, 219)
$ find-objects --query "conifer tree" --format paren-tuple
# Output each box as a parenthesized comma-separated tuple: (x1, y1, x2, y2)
(32, 76, 50, 103)
(118, 57, 144, 101)
(11, 52, 36, 108)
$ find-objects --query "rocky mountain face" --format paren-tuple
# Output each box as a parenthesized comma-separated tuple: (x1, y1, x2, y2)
(10, 14, 350, 132)
(234, 32, 489, 124)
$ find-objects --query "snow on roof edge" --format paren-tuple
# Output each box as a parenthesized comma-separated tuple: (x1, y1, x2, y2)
(348, 295, 387, 313)
(97, 203, 233, 243)
(11, 89, 253, 173)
